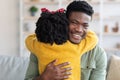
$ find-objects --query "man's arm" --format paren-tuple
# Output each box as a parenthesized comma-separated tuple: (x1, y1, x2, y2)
(89, 47, 107, 80)
(24, 53, 39, 80)
(24, 53, 48, 80)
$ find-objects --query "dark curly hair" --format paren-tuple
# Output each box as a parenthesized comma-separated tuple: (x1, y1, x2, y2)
(66, 0, 94, 18)
(35, 10, 69, 45)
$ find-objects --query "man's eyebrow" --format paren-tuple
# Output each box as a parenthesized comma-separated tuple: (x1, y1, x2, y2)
(70, 19, 79, 23)
(70, 19, 89, 25)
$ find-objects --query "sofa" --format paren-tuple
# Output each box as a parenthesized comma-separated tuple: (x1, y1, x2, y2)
(0, 56, 29, 80)
(0, 50, 120, 80)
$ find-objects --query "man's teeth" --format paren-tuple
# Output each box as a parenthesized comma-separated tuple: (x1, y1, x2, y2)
(73, 34, 81, 39)
(73, 34, 80, 37)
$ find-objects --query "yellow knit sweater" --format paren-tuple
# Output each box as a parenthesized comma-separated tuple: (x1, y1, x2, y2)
(25, 30, 98, 80)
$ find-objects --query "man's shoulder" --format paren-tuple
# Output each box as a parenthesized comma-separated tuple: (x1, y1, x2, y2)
(81, 45, 106, 68)
(87, 45, 105, 55)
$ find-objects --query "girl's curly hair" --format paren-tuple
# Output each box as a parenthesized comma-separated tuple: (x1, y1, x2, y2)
(35, 10, 69, 45)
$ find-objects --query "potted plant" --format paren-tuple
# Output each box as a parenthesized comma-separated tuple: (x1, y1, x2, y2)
(29, 6, 38, 16)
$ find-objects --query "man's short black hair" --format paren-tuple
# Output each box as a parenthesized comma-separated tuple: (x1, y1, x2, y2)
(66, 0, 94, 18)
(35, 11, 69, 45)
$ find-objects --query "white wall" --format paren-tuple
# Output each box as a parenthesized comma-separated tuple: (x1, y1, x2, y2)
(0, 0, 19, 56)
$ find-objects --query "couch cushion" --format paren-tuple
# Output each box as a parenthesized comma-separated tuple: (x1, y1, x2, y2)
(105, 49, 120, 70)
(106, 49, 120, 62)
(107, 55, 120, 80)
(0, 56, 29, 80)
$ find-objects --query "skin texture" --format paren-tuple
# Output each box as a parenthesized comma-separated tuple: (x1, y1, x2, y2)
(35, 12, 92, 80)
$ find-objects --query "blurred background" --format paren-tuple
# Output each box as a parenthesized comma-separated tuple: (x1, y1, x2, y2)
(0, 0, 120, 57)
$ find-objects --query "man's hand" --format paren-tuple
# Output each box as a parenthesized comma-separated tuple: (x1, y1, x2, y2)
(40, 59, 72, 80)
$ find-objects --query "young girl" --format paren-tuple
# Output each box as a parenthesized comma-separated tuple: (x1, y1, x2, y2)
(25, 8, 98, 80)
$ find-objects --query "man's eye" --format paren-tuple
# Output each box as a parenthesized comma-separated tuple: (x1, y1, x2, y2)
(84, 25, 89, 29)
(71, 21, 76, 24)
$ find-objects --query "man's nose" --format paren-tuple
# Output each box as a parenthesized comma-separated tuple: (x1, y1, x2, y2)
(75, 25, 83, 32)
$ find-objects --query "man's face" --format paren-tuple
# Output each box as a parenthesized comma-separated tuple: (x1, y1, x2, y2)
(68, 12, 91, 44)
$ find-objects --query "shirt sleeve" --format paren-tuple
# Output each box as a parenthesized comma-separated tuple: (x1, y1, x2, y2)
(24, 53, 39, 80)
(89, 47, 107, 80)
(25, 34, 38, 54)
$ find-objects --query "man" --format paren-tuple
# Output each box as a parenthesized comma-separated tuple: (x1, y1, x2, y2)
(25, 1, 107, 80)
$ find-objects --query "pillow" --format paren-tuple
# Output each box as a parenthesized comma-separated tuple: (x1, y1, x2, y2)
(107, 55, 120, 80)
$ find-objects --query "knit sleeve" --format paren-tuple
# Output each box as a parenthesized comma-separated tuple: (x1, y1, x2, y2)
(25, 34, 38, 54)
(79, 30, 98, 55)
